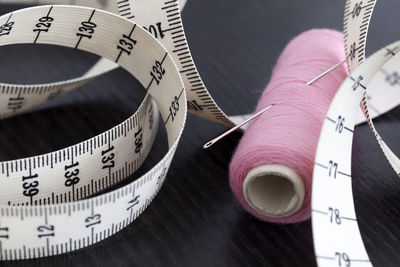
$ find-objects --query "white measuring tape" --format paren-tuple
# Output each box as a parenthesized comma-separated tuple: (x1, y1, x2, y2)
(0, 0, 397, 264)
(0, 2, 188, 260)
(0, 0, 238, 127)
(312, 0, 400, 266)
(0, 0, 256, 260)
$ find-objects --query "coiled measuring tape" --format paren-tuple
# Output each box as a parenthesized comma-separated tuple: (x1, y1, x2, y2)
(0, 0, 236, 127)
(0, 2, 189, 261)
(312, 0, 400, 266)
(0, 0, 397, 264)
(0, 0, 255, 261)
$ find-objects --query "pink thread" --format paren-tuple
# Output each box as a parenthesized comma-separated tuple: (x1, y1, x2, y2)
(229, 29, 348, 223)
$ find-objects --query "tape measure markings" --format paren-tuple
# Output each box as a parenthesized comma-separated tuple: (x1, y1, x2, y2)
(0, 5, 188, 261)
(343, 0, 376, 72)
(116, 0, 134, 20)
(312, 0, 400, 265)
(77, 0, 235, 127)
(0, 0, 399, 264)
(0, 1, 119, 120)
(0, 0, 235, 131)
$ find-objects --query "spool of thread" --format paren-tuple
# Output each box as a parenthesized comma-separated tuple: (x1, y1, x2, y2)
(229, 29, 348, 223)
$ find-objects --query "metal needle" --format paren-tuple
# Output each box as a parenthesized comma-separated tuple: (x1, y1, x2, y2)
(306, 59, 347, 85)
(203, 105, 274, 149)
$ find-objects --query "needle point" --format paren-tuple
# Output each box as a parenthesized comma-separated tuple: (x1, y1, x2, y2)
(307, 59, 346, 85)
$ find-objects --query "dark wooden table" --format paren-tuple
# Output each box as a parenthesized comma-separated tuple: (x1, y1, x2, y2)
(0, 0, 399, 266)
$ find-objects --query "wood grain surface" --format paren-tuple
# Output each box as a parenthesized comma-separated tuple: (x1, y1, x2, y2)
(0, 0, 399, 266)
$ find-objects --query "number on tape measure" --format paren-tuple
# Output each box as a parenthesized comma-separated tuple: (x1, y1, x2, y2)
(76, 9, 97, 48)
(0, 3, 187, 260)
(102, 146, 115, 169)
(144, 22, 165, 39)
(335, 252, 351, 267)
(37, 225, 55, 238)
(169, 96, 180, 122)
(328, 161, 338, 178)
(85, 214, 102, 228)
(116, 27, 137, 61)
(0, 15, 13, 36)
(312, 1, 400, 266)
(150, 60, 166, 85)
(0, 0, 236, 128)
(34, 15, 54, 32)
(352, 1, 362, 18)
(64, 162, 80, 187)
(328, 207, 341, 224)
(335, 116, 345, 133)
(127, 195, 140, 211)
(22, 173, 40, 200)
(134, 127, 143, 153)
(33, 6, 54, 43)
(0, 0, 398, 265)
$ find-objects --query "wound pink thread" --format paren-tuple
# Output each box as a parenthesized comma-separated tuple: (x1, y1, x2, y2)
(229, 29, 348, 223)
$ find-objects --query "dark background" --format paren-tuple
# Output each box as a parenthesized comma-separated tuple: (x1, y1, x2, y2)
(0, 0, 399, 266)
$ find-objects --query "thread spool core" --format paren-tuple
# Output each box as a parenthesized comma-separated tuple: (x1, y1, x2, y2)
(243, 165, 305, 218)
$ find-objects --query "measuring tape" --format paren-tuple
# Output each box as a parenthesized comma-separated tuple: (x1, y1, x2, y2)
(0, 0, 253, 260)
(0, 0, 397, 264)
(0, 0, 238, 128)
(0, 2, 188, 260)
(312, 0, 400, 266)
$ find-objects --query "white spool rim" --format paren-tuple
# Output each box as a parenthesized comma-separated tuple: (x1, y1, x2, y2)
(243, 164, 305, 218)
